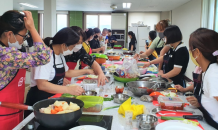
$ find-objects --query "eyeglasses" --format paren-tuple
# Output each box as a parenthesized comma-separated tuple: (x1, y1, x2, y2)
(17, 33, 30, 41)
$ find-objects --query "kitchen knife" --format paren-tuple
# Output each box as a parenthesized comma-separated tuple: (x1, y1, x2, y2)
(163, 115, 203, 120)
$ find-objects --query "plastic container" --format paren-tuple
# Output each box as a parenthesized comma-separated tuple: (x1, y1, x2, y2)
(82, 79, 97, 91)
(158, 96, 185, 110)
(76, 96, 104, 112)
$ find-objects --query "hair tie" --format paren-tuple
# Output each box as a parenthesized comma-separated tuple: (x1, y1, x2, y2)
(49, 40, 53, 45)
(213, 50, 218, 56)
(85, 29, 89, 32)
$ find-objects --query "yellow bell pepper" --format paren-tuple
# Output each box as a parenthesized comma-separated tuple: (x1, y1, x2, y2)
(118, 98, 145, 119)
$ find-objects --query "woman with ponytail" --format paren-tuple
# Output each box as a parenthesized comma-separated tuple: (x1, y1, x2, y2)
(128, 31, 137, 51)
(186, 28, 218, 129)
(25, 27, 94, 117)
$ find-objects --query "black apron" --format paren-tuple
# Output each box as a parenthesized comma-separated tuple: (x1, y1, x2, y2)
(195, 64, 218, 129)
(162, 43, 185, 87)
(154, 39, 163, 55)
(25, 51, 65, 117)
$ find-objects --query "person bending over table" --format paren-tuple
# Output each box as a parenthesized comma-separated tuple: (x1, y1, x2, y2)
(64, 26, 108, 86)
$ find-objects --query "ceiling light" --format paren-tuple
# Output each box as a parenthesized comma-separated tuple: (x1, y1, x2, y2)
(127, 3, 131, 8)
(123, 3, 131, 8)
(123, 3, 127, 8)
(19, 3, 38, 8)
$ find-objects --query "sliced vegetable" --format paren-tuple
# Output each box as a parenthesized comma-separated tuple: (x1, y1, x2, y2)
(61, 93, 77, 98)
(103, 105, 120, 111)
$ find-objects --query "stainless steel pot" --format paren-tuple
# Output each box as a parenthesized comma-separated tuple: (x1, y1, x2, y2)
(141, 76, 174, 88)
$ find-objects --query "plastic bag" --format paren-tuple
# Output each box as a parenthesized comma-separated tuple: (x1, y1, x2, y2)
(116, 57, 140, 78)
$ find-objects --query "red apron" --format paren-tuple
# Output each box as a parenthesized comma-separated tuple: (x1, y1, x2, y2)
(66, 62, 77, 81)
(81, 47, 92, 69)
(0, 69, 26, 130)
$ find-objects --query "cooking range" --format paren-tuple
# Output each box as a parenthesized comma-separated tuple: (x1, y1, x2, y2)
(22, 114, 113, 130)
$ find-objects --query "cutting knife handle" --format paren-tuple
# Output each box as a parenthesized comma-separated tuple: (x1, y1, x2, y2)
(183, 115, 203, 120)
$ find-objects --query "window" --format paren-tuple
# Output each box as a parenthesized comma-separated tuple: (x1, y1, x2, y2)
(57, 14, 68, 32)
(86, 15, 98, 28)
(99, 15, 111, 31)
(85, 14, 111, 31)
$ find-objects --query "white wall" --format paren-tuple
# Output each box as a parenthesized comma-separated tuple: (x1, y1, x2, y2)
(160, 11, 171, 21)
(172, 0, 202, 79)
(0, 0, 13, 15)
(128, 12, 160, 30)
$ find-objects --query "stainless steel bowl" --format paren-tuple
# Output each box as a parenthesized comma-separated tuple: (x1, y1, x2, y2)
(136, 114, 158, 129)
(126, 81, 153, 96)
(84, 90, 97, 96)
(123, 50, 136, 55)
(113, 94, 130, 104)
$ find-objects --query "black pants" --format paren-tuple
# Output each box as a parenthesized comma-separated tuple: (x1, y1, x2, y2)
(24, 87, 54, 118)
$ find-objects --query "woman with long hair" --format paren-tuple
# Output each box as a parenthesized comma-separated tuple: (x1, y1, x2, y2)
(0, 11, 51, 130)
(128, 31, 137, 51)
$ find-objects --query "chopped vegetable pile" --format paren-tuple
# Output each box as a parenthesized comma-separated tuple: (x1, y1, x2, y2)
(160, 91, 177, 97)
(39, 101, 80, 114)
(87, 75, 98, 79)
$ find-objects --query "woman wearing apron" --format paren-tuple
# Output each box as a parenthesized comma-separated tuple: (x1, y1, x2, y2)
(186, 28, 218, 129)
(25, 27, 94, 117)
(143, 25, 189, 87)
(0, 11, 51, 130)
(64, 27, 108, 85)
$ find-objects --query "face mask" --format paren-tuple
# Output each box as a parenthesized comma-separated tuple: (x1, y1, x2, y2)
(73, 44, 82, 52)
(189, 49, 199, 66)
(158, 32, 164, 39)
(94, 35, 98, 39)
(8, 34, 22, 49)
(62, 46, 73, 56)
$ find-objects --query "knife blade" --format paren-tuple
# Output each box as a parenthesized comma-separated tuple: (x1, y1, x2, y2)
(165, 115, 203, 120)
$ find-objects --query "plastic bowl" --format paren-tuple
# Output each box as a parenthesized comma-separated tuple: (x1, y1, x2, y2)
(139, 68, 147, 75)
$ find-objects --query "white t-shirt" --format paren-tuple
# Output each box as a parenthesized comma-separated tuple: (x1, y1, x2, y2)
(30, 53, 69, 87)
(201, 63, 218, 123)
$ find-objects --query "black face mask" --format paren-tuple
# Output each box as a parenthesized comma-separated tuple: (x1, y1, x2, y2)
(94, 35, 98, 39)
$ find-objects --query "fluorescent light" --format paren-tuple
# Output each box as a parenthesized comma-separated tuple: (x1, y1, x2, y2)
(19, 3, 38, 8)
(123, 3, 131, 8)
(123, 3, 127, 8)
(127, 3, 131, 8)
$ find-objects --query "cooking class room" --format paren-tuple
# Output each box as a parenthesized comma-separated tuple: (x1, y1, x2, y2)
(0, 0, 218, 130)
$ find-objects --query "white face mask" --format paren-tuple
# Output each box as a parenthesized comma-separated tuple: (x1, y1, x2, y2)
(73, 44, 82, 52)
(8, 34, 22, 49)
(62, 46, 73, 56)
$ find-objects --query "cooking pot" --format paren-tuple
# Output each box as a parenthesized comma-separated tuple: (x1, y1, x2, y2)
(0, 98, 84, 129)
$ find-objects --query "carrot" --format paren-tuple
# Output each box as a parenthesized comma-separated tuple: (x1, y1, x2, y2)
(54, 106, 64, 112)
(51, 109, 58, 114)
